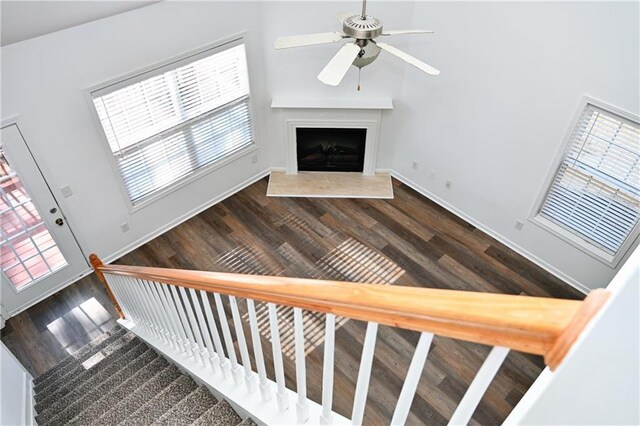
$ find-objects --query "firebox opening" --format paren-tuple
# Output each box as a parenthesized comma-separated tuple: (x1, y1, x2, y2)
(296, 128, 366, 172)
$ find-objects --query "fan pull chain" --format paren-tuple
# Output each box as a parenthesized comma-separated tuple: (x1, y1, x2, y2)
(357, 68, 361, 91)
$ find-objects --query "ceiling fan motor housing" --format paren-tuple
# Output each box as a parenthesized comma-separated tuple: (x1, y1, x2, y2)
(342, 15, 383, 39)
(353, 42, 381, 68)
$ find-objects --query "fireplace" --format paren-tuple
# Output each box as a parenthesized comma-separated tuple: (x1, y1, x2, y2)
(278, 106, 387, 175)
(296, 128, 366, 172)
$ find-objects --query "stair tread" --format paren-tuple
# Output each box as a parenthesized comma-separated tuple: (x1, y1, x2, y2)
(34, 326, 128, 392)
(33, 327, 247, 426)
(67, 353, 169, 425)
(92, 364, 182, 426)
(35, 337, 142, 415)
(122, 374, 198, 425)
(152, 386, 218, 425)
(237, 417, 258, 426)
(35, 331, 136, 399)
(42, 348, 159, 425)
(192, 400, 243, 426)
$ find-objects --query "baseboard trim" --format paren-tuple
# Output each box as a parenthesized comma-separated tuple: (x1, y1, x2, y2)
(390, 171, 591, 295)
(102, 168, 272, 265)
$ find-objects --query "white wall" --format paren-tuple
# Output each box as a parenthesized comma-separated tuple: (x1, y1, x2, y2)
(1, 2, 272, 268)
(505, 245, 640, 425)
(378, 1, 640, 290)
(1, 341, 34, 425)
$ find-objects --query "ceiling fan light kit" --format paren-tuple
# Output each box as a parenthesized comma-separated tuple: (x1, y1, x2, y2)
(275, 0, 440, 89)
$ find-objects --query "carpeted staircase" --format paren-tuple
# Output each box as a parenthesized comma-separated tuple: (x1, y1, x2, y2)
(33, 325, 254, 425)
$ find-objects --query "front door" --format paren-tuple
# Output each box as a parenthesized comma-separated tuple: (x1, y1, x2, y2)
(0, 124, 88, 316)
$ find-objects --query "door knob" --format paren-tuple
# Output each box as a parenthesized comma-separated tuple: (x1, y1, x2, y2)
(55, 218, 64, 226)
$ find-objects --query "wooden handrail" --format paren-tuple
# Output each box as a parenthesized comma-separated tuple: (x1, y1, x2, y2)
(90, 254, 610, 370)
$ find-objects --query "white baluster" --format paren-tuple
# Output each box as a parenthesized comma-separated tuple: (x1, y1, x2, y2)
(351, 322, 378, 425)
(117, 276, 147, 330)
(189, 288, 219, 372)
(158, 283, 189, 355)
(268, 303, 289, 412)
(448, 346, 510, 426)
(134, 278, 165, 341)
(117, 276, 140, 321)
(214, 293, 243, 385)
(115, 276, 147, 331)
(124, 276, 157, 338)
(320, 313, 336, 425)
(146, 280, 178, 350)
(246, 299, 271, 402)
(153, 282, 187, 354)
(149, 281, 180, 350)
(391, 332, 434, 426)
(168, 285, 195, 358)
(106, 276, 130, 318)
(229, 296, 257, 392)
(294, 307, 309, 423)
(178, 286, 206, 366)
(200, 290, 230, 378)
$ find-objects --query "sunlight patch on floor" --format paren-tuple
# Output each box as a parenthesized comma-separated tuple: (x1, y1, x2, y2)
(46, 296, 115, 356)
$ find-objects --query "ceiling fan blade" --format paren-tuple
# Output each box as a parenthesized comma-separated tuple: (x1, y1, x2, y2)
(380, 30, 434, 36)
(318, 43, 361, 86)
(376, 42, 440, 76)
(335, 11, 354, 23)
(275, 32, 346, 50)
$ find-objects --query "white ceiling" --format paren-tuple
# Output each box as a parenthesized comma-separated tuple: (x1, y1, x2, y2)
(0, 1, 159, 46)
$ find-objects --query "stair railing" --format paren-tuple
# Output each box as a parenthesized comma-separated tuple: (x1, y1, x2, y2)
(90, 253, 609, 425)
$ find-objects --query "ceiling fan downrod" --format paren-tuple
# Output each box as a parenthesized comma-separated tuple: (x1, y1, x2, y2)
(361, 0, 367, 19)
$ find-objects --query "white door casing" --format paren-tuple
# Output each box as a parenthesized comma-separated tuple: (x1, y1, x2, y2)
(0, 124, 88, 316)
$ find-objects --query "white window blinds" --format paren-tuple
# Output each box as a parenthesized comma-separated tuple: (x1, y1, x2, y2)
(539, 103, 640, 257)
(92, 42, 253, 204)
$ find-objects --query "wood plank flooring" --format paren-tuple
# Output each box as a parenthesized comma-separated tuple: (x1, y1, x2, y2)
(1, 177, 583, 425)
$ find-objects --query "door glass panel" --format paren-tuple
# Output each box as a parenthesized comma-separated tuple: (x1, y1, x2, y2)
(0, 147, 67, 290)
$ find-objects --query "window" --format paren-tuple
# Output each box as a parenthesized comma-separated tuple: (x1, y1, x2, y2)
(91, 40, 254, 207)
(533, 99, 640, 265)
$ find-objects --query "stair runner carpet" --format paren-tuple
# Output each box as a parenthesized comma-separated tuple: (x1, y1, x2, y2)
(33, 325, 255, 426)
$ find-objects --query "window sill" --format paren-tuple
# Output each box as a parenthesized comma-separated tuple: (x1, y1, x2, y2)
(529, 215, 622, 268)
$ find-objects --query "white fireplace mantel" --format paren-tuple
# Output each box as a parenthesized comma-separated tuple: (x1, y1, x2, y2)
(270, 97, 393, 110)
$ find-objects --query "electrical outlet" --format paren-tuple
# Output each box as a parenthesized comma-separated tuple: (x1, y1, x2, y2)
(514, 220, 524, 231)
(251, 154, 258, 164)
(445, 180, 452, 189)
(60, 186, 73, 198)
(120, 223, 130, 233)
(429, 170, 436, 180)
(412, 161, 419, 170)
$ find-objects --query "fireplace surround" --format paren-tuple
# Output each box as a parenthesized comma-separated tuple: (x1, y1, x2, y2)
(277, 105, 387, 175)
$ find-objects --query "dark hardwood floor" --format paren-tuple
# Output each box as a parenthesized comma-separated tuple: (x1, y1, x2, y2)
(1, 177, 583, 425)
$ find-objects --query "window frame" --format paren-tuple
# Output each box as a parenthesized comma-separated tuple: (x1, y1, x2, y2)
(529, 96, 640, 268)
(85, 33, 258, 213)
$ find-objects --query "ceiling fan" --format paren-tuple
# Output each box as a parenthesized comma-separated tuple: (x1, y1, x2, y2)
(274, 0, 439, 88)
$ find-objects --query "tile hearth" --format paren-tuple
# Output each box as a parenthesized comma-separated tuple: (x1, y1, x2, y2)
(266, 171, 393, 198)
